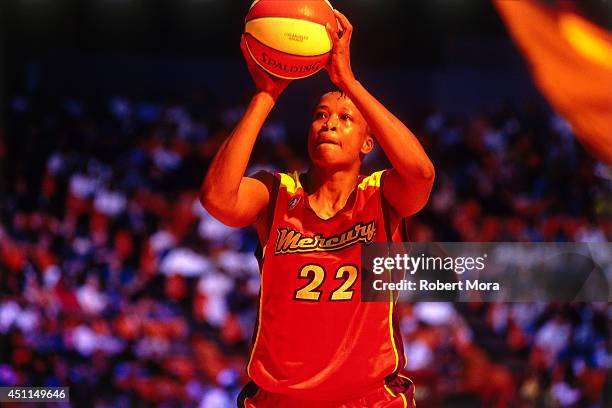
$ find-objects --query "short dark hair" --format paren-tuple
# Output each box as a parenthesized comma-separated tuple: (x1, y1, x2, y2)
(311, 89, 348, 115)
(312, 90, 374, 138)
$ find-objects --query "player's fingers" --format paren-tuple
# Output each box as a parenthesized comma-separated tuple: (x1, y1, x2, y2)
(333, 9, 353, 34)
(332, 10, 346, 35)
(325, 23, 339, 46)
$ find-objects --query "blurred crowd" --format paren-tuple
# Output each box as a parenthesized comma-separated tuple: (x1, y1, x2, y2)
(0, 90, 610, 407)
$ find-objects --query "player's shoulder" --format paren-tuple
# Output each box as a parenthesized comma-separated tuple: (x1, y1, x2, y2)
(357, 169, 388, 191)
(249, 169, 303, 195)
(275, 171, 303, 194)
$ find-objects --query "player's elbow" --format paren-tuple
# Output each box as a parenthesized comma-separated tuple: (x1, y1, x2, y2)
(200, 176, 234, 211)
(419, 160, 435, 183)
(393, 166, 435, 217)
(418, 162, 435, 208)
(399, 160, 435, 186)
(200, 189, 231, 222)
(199, 190, 212, 213)
(397, 189, 433, 217)
(199, 183, 218, 213)
(200, 190, 252, 228)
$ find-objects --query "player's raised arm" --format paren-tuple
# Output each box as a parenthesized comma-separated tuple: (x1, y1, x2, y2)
(325, 10, 435, 217)
(200, 36, 292, 228)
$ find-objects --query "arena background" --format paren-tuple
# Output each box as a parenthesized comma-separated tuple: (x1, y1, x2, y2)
(1, 0, 610, 407)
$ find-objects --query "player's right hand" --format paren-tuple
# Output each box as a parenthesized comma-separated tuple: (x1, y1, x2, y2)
(240, 35, 292, 101)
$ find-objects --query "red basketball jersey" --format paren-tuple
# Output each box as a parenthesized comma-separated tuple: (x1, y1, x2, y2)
(247, 170, 406, 401)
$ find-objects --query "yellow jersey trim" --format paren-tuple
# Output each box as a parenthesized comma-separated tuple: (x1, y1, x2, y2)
(401, 393, 409, 407)
(243, 388, 260, 408)
(398, 373, 416, 407)
(388, 274, 400, 373)
(279, 171, 302, 194)
(384, 383, 408, 408)
(358, 170, 384, 190)
(281, 170, 382, 193)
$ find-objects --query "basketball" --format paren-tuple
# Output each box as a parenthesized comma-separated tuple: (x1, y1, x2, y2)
(244, 0, 338, 79)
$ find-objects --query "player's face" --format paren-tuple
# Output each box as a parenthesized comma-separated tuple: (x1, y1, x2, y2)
(307, 92, 373, 169)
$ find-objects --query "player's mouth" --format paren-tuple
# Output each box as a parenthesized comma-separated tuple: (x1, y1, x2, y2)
(316, 133, 340, 147)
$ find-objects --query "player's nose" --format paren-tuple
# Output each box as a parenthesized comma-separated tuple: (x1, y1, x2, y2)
(325, 114, 339, 130)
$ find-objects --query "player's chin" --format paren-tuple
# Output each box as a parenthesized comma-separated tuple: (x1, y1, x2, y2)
(309, 149, 348, 168)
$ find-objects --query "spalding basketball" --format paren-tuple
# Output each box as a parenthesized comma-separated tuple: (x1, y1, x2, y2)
(244, 0, 338, 79)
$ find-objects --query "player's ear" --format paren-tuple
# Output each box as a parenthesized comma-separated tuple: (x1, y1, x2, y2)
(360, 133, 374, 155)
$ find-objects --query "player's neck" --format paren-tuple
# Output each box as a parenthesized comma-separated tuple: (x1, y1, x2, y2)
(304, 166, 360, 219)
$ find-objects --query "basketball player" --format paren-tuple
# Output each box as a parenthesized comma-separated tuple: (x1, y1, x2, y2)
(201, 9, 434, 408)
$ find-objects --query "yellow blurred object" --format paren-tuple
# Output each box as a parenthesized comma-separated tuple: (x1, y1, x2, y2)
(559, 13, 612, 69)
(495, 0, 612, 164)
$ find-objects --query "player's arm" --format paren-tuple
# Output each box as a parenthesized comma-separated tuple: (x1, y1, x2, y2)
(200, 36, 291, 228)
(325, 10, 435, 217)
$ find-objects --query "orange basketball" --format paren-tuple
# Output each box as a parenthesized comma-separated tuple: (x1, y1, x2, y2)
(244, 0, 338, 79)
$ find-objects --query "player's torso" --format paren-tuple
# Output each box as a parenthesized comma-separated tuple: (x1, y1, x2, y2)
(248, 171, 404, 401)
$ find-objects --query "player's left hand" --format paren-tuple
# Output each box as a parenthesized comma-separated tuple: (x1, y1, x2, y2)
(325, 9, 356, 88)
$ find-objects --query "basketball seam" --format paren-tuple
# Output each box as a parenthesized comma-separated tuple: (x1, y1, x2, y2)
(244, 32, 331, 58)
(249, 0, 261, 11)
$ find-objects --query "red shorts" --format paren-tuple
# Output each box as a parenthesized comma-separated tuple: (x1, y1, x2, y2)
(238, 374, 416, 408)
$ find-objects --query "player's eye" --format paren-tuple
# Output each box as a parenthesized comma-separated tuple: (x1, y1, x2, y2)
(340, 113, 352, 121)
(314, 111, 327, 120)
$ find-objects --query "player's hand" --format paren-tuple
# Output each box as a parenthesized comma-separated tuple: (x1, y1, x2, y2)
(240, 35, 292, 101)
(325, 9, 356, 88)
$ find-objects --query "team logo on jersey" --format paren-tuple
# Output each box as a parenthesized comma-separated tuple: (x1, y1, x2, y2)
(274, 220, 376, 254)
(288, 196, 301, 210)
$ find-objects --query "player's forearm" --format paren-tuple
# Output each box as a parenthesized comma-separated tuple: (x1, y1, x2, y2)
(201, 92, 275, 209)
(341, 78, 435, 181)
